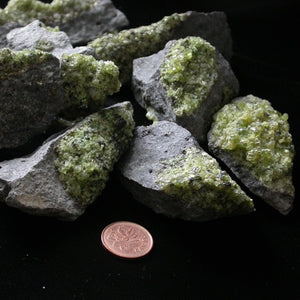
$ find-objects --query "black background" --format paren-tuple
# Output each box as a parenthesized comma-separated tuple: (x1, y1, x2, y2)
(0, 0, 299, 299)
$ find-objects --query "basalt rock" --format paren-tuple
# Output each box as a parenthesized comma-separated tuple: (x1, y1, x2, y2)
(89, 11, 232, 83)
(0, 48, 67, 149)
(0, 48, 120, 149)
(0, 0, 129, 45)
(0, 102, 134, 221)
(6, 20, 97, 59)
(132, 36, 239, 145)
(208, 95, 295, 215)
(118, 121, 254, 222)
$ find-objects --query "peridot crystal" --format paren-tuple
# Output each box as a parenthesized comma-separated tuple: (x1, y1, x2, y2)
(160, 36, 218, 117)
(54, 102, 135, 206)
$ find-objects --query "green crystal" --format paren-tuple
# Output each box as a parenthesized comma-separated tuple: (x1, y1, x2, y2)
(0, 48, 53, 80)
(156, 147, 254, 215)
(0, 0, 96, 25)
(210, 94, 295, 195)
(160, 36, 218, 117)
(61, 53, 121, 109)
(54, 102, 135, 206)
(88, 13, 187, 83)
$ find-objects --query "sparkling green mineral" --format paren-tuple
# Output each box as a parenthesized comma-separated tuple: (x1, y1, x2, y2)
(0, 47, 52, 79)
(61, 53, 121, 109)
(209, 94, 295, 196)
(156, 147, 254, 216)
(160, 36, 218, 117)
(54, 102, 135, 206)
(88, 13, 186, 83)
(0, 0, 96, 25)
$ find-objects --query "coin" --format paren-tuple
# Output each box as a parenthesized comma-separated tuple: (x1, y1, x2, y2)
(101, 221, 153, 258)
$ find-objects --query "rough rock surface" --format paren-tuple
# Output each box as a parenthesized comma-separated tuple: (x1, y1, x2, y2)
(0, 22, 19, 49)
(0, 48, 67, 149)
(173, 11, 232, 60)
(132, 38, 239, 145)
(6, 20, 97, 59)
(119, 121, 254, 222)
(0, 0, 129, 46)
(59, 0, 129, 45)
(0, 102, 135, 221)
(89, 11, 232, 84)
(0, 133, 84, 220)
(208, 95, 295, 215)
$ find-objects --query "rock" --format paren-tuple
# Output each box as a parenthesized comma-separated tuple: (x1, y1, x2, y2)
(119, 121, 254, 222)
(0, 0, 129, 45)
(0, 102, 135, 221)
(208, 95, 295, 215)
(132, 36, 239, 145)
(0, 22, 19, 49)
(60, 53, 121, 116)
(0, 48, 67, 149)
(172, 11, 232, 60)
(6, 20, 97, 60)
(88, 11, 232, 83)
(59, 0, 129, 46)
(0, 48, 121, 149)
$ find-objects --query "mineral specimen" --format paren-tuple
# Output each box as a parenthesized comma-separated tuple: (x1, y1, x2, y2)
(61, 53, 120, 110)
(0, 48, 67, 149)
(0, 102, 135, 220)
(6, 20, 97, 59)
(119, 121, 254, 221)
(132, 36, 239, 144)
(208, 95, 295, 215)
(0, 48, 121, 149)
(0, 0, 129, 45)
(88, 11, 232, 83)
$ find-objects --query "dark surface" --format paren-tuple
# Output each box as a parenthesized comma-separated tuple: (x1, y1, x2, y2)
(0, 0, 299, 299)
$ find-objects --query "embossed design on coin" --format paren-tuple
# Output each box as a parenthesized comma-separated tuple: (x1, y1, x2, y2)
(101, 221, 153, 258)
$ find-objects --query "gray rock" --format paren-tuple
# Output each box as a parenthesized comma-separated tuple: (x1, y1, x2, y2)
(0, 133, 85, 221)
(0, 0, 128, 46)
(173, 11, 233, 60)
(0, 102, 135, 221)
(6, 20, 97, 60)
(89, 11, 232, 84)
(0, 48, 67, 149)
(0, 22, 19, 49)
(59, 0, 129, 46)
(207, 95, 295, 215)
(132, 38, 239, 145)
(119, 121, 254, 222)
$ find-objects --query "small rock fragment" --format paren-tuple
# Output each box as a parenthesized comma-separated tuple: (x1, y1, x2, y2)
(119, 121, 254, 222)
(132, 36, 239, 144)
(0, 48, 121, 149)
(88, 11, 232, 83)
(61, 53, 121, 112)
(0, 48, 67, 149)
(208, 95, 295, 215)
(0, 102, 135, 220)
(0, 0, 129, 45)
(6, 20, 97, 59)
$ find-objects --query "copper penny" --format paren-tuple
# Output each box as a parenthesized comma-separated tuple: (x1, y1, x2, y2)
(101, 221, 153, 258)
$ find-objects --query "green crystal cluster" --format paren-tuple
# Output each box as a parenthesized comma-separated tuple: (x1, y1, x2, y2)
(156, 147, 254, 215)
(88, 13, 187, 83)
(0, 47, 53, 80)
(0, 0, 96, 25)
(61, 53, 121, 109)
(210, 95, 294, 194)
(160, 36, 218, 117)
(54, 103, 135, 206)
